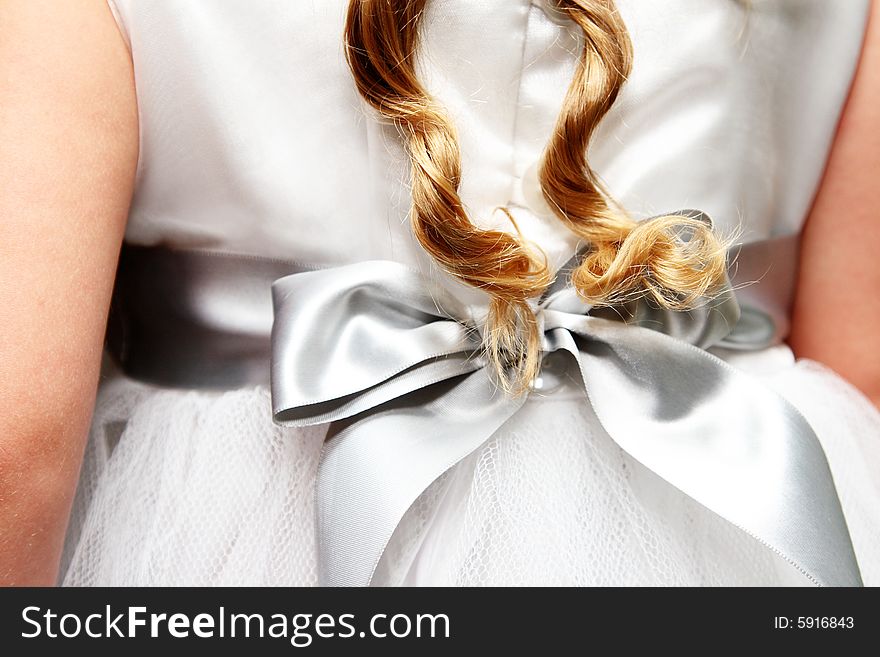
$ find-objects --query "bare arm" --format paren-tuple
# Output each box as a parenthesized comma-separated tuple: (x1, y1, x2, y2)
(789, 0, 880, 409)
(0, 0, 138, 585)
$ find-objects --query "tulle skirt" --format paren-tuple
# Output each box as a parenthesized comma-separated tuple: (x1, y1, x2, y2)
(60, 347, 880, 586)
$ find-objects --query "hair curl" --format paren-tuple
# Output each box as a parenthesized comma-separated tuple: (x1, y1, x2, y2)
(344, 0, 729, 394)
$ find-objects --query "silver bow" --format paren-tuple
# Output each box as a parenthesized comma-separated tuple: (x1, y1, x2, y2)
(270, 228, 862, 587)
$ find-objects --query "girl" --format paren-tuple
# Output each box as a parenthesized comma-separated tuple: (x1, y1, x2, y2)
(1, 0, 878, 586)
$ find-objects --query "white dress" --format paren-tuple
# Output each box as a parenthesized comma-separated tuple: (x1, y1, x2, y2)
(61, 0, 880, 586)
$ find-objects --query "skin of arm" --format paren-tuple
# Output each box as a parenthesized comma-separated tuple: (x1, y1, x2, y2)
(789, 0, 880, 410)
(0, 0, 138, 585)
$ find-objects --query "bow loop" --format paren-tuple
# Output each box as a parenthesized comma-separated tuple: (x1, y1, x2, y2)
(271, 259, 483, 426)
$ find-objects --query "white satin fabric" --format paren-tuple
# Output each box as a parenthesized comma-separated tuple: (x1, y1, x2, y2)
(108, 0, 867, 305)
(60, 0, 880, 586)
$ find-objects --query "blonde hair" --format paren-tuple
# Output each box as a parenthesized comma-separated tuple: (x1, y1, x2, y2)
(344, 0, 729, 394)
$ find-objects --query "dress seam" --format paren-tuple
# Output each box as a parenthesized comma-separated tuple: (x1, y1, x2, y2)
(506, 3, 536, 216)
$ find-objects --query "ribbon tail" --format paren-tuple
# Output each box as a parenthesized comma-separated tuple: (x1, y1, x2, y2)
(563, 317, 862, 587)
(314, 369, 526, 587)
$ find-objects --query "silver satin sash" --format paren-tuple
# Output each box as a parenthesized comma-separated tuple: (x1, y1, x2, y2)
(268, 235, 862, 588)
(107, 220, 862, 587)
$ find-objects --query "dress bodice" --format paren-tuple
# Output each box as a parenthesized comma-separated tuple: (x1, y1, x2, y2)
(107, 0, 869, 330)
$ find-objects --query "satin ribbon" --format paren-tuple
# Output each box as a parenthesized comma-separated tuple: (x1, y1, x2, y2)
(269, 216, 862, 587)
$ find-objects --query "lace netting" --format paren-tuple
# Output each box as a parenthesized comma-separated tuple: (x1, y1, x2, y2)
(60, 356, 880, 586)
(61, 367, 324, 586)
